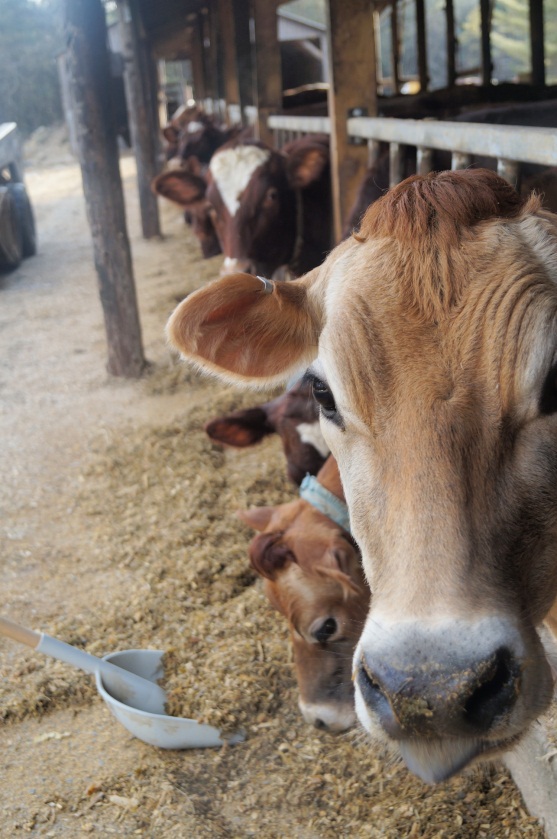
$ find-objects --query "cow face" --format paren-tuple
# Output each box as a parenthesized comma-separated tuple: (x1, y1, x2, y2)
(239, 497, 368, 732)
(151, 168, 221, 259)
(204, 381, 328, 485)
(206, 139, 329, 278)
(167, 169, 557, 782)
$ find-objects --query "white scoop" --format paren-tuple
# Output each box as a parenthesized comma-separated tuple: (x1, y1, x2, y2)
(0, 616, 239, 749)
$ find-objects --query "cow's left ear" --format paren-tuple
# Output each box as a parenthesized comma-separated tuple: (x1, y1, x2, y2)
(286, 144, 329, 189)
(167, 271, 322, 385)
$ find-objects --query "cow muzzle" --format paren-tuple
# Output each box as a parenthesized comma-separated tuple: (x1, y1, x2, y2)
(298, 697, 357, 733)
(354, 617, 553, 783)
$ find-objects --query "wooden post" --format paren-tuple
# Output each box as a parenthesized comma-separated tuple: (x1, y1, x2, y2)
(204, 4, 220, 114)
(190, 15, 206, 102)
(218, 0, 240, 120)
(252, 0, 282, 145)
(415, 0, 428, 92)
(327, 0, 378, 242)
(231, 0, 253, 125)
(390, 0, 401, 96)
(445, 0, 456, 88)
(117, 0, 161, 239)
(529, 0, 545, 87)
(64, 0, 145, 378)
(479, 0, 492, 86)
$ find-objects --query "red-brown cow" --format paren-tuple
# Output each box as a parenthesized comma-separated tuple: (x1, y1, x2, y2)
(205, 135, 331, 279)
(205, 380, 328, 486)
(239, 455, 369, 731)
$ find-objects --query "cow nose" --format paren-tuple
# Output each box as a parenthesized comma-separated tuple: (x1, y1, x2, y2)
(220, 256, 252, 276)
(357, 645, 521, 739)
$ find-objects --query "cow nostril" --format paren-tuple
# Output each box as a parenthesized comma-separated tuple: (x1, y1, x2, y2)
(357, 663, 401, 737)
(463, 647, 519, 732)
(313, 718, 327, 730)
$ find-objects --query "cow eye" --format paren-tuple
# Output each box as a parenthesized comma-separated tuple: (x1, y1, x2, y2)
(540, 364, 557, 415)
(311, 377, 337, 416)
(262, 187, 279, 209)
(313, 617, 338, 644)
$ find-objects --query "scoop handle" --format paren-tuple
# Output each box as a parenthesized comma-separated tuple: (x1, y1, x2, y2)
(0, 616, 167, 714)
(0, 616, 41, 648)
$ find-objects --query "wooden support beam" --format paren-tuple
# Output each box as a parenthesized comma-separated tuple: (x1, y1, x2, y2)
(205, 2, 222, 114)
(327, 0, 378, 242)
(479, 0, 492, 86)
(390, 0, 401, 96)
(415, 0, 428, 92)
(64, 0, 145, 378)
(445, 0, 456, 88)
(231, 0, 253, 124)
(117, 0, 161, 239)
(218, 0, 240, 120)
(529, 0, 545, 87)
(252, 0, 282, 145)
(190, 15, 206, 102)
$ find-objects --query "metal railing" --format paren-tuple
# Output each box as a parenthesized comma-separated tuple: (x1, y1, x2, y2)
(267, 113, 557, 188)
(267, 114, 331, 147)
(348, 116, 557, 187)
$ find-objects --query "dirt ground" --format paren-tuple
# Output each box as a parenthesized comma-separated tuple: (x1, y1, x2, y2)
(0, 126, 549, 838)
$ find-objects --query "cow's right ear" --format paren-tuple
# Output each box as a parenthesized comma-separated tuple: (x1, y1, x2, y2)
(166, 272, 322, 386)
(151, 170, 207, 206)
(237, 506, 275, 531)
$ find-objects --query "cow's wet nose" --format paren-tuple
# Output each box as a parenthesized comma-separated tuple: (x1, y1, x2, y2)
(357, 645, 521, 739)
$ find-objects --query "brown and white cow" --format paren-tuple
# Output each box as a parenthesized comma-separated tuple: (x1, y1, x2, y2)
(205, 380, 328, 485)
(239, 455, 369, 732)
(167, 168, 557, 783)
(205, 135, 331, 279)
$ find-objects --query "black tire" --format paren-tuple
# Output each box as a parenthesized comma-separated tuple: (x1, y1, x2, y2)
(0, 187, 23, 270)
(9, 182, 37, 258)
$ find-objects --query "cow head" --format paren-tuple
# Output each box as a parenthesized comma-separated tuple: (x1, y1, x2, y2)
(239, 483, 368, 732)
(152, 168, 221, 259)
(206, 138, 329, 278)
(204, 381, 328, 485)
(167, 169, 557, 782)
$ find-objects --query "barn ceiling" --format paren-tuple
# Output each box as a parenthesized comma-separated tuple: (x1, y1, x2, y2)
(136, 0, 208, 56)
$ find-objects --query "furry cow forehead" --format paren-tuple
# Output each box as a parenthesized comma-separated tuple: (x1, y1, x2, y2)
(209, 146, 271, 217)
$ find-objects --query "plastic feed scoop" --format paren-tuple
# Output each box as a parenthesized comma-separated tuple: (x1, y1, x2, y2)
(0, 616, 168, 714)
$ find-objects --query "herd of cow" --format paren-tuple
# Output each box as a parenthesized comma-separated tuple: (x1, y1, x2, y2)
(156, 104, 557, 786)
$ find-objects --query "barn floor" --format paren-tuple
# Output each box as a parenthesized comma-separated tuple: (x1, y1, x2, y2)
(0, 126, 551, 838)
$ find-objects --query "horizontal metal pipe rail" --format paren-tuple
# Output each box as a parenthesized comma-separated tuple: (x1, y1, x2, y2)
(267, 114, 331, 147)
(348, 116, 557, 187)
(267, 113, 556, 188)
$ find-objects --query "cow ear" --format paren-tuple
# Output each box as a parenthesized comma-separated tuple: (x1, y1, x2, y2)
(162, 125, 179, 144)
(166, 272, 321, 385)
(205, 407, 272, 447)
(237, 506, 276, 531)
(152, 170, 207, 206)
(286, 144, 329, 189)
(248, 531, 295, 580)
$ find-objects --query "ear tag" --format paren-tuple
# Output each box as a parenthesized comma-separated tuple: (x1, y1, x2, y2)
(257, 276, 274, 294)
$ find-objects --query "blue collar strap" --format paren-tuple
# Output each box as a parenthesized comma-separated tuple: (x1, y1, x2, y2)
(299, 474, 351, 534)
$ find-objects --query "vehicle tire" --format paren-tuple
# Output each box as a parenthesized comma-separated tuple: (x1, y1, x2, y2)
(9, 182, 37, 257)
(0, 186, 23, 270)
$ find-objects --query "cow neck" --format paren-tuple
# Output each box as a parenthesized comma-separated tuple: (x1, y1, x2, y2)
(289, 187, 304, 274)
(299, 460, 351, 534)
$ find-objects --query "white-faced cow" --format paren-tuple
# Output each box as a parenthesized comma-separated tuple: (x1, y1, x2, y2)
(240, 455, 368, 732)
(206, 135, 331, 279)
(167, 168, 557, 784)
